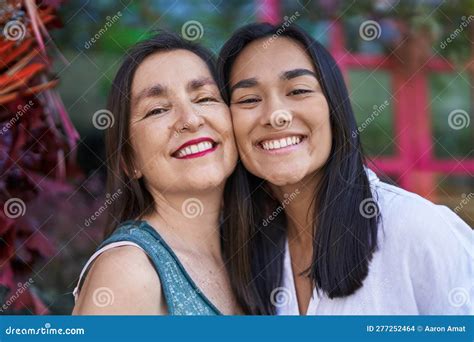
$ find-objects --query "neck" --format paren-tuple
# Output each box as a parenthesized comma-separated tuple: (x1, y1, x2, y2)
(144, 186, 224, 258)
(268, 172, 320, 248)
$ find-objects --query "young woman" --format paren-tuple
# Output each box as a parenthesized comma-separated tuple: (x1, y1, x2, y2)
(73, 32, 240, 315)
(219, 23, 473, 315)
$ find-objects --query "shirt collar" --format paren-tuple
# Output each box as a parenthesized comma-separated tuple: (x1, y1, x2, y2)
(365, 166, 380, 184)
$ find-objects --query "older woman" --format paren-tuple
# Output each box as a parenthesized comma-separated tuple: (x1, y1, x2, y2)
(73, 32, 239, 315)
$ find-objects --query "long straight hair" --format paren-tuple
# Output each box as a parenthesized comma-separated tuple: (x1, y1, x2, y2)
(219, 23, 380, 314)
(103, 32, 219, 237)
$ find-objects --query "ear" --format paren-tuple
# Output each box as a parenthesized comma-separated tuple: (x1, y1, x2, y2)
(120, 156, 142, 179)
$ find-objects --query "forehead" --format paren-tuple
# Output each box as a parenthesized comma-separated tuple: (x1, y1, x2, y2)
(230, 37, 315, 82)
(132, 49, 212, 92)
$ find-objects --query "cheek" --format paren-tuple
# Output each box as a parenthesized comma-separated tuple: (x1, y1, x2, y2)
(314, 112, 331, 136)
(231, 110, 254, 146)
(299, 99, 332, 152)
(207, 111, 235, 150)
(318, 122, 332, 156)
(217, 114, 235, 138)
(130, 124, 168, 169)
(311, 112, 332, 159)
(318, 104, 332, 143)
(305, 97, 330, 132)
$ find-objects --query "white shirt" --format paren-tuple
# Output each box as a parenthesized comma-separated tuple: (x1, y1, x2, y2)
(276, 169, 473, 315)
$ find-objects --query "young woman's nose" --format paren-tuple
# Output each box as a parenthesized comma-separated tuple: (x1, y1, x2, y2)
(260, 93, 293, 130)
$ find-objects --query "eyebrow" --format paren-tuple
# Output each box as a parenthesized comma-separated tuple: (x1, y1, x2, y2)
(187, 76, 216, 91)
(133, 84, 166, 106)
(230, 68, 318, 95)
(230, 78, 258, 94)
(280, 68, 317, 80)
(133, 77, 216, 106)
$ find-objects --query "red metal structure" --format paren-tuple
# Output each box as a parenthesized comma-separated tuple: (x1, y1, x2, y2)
(257, 0, 473, 200)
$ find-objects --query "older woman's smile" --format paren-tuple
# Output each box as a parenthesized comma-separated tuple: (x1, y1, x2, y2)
(172, 136, 219, 159)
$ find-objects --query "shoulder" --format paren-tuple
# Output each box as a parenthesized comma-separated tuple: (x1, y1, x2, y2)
(73, 245, 165, 315)
(369, 179, 473, 313)
(372, 179, 472, 253)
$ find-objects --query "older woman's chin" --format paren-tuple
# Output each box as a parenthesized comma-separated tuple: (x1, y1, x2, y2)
(179, 165, 235, 189)
(185, 175, 228, 191)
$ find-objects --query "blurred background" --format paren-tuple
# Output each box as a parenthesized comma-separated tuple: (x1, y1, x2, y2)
(0, 0, 472, 314)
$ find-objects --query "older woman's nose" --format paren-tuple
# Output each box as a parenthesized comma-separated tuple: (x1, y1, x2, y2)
(173, 102, 205, 133)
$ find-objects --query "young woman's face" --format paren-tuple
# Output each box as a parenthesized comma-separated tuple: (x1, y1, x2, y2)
(229, 37, 332, 186)
(129, 49, 237, 194)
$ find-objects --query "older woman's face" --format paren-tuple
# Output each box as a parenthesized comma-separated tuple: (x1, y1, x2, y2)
(129, 49, 237, 194)
(229, 37, 332, 186)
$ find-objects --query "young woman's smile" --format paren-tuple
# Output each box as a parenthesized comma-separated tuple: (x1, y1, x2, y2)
(255, 133, 307, 155)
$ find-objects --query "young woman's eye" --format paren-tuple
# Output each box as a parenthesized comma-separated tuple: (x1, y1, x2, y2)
(235, 98, 260, 104)
(288, 89, 313, 96)
(197, 97, 218, 103)
(144, 108, 167, 118)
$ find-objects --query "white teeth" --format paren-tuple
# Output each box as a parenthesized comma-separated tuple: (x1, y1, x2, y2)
(175, 141, 214, 157)
(260, 136, 302, 151)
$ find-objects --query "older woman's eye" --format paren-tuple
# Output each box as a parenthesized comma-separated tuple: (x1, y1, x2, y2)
(288, 89, 313, 96)
(197, 97, 218, 103)
(235, 97, 260, 104)
(144, 108, 167, 118)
